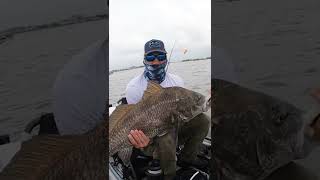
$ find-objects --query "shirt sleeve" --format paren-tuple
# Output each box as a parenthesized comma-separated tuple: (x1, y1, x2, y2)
(53, 39, 108, 135)
(125, 84, 141, 104)
(177, 76, 185, 88)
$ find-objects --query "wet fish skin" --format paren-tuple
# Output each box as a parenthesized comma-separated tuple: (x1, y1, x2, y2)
(0, 82, 209, 179)
(265, 162, 319, 180)
(212, 78, 319, 180)
(109, 81, 209, 163)
(0, 121, 107, 180)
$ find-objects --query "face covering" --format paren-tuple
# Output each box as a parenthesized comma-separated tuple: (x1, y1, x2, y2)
(143, 61, 167, 84)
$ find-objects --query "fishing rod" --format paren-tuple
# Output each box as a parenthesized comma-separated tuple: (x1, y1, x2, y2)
(165, 40, 176, 73)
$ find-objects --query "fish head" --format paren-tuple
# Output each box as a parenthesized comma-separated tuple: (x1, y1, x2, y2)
(172, 87, 211, 122)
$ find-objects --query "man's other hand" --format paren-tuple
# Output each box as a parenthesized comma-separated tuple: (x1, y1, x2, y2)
(128, 130, 150, 149)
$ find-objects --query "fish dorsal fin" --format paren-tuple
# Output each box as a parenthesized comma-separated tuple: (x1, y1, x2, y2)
(109, 104, 135, 131)
(142, 81, 164, 101)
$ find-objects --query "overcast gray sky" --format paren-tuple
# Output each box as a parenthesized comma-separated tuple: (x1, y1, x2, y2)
(109, 0, 211, 70)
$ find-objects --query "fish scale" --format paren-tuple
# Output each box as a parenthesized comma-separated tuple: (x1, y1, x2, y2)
(0, 82, 209, 179)
(109, 97, 176, 156)
(212, 79, 320, 180)
(0, 123, 107, 180)
(109, 81, 210, 164)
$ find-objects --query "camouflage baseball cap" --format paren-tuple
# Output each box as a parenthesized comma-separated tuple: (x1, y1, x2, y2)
(144, 39, 167, 54)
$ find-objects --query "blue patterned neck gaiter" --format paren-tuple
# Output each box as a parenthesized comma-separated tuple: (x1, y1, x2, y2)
(144, 61, 167, 84)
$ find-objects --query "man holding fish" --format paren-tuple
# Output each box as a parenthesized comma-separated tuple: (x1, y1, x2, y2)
(125, 39, 210, 179)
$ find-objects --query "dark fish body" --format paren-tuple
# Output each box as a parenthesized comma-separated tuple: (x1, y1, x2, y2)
(212, 79, 315, 180)
(0, 122, 107, 180)
(0, 81, 209, 179)
(109, 81, 209, 163)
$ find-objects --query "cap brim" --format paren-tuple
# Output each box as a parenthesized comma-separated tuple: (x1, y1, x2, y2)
(145, 49, 167, 54)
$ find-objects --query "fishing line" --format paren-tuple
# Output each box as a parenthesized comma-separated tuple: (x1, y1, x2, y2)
(165, 40, 176, 73)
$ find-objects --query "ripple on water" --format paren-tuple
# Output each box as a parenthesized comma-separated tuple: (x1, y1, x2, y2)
(6, 104, 30, 112)
(0, 116, 13, 123)
(33, 100, 51, 110)
(260, 81, 288, 88)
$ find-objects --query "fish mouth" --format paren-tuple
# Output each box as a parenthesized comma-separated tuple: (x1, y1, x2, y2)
(182, 106, 208, 123)
(178, 95, 211, 122)
(179, 113, 189, 121)
(202, 95, 211, 112)
(180, 108, 202, 122)
(180, 112, 200, 122)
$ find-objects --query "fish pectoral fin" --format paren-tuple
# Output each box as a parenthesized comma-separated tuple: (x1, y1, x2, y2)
(109, 104, 135, 130)
(157, 130, 168, 137)
(118, 147, 133, 166)
(142, 81, 164, 101)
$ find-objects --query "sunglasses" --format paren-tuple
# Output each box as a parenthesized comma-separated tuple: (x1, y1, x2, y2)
(144, 53, 167, 62)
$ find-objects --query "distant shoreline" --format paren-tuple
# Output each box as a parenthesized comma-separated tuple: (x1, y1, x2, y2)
(180, 57, 211, 62)
(109, 57, 211, 75)
(0, 14, 107, 45)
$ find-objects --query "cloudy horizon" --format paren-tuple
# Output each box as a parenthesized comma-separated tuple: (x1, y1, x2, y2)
(109, 0, 211, 70)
